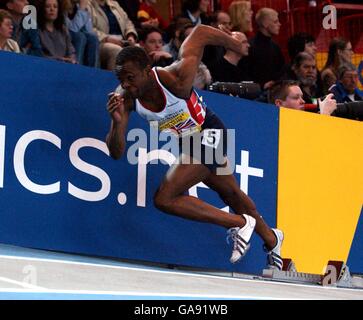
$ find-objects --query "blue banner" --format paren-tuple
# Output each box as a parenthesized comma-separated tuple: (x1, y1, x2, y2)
(0, 51, 279, 274)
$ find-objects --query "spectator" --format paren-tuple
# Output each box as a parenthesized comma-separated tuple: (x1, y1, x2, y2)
(244, 8, 284, 89)
(287, 32, 317, 62)
(62, 0, 99, 67)
(88, 0, 137, 70)
(209, 10, 232, 31)
(0, 9, 20, 52)
(137, 0, 168, 30)
(228, 1, 253, 34)
(202, 11, 232, 73)
(35, 0, 77, 63)
(321, 37, 354, 94)
(181, 0, 210, 26)
(209, 31, 250, 83)
(163, 17, 193, 61)
(3, 0, 28, 42)
(139, 26, 173, 67)
(329, 63, 363, 103)
(290, 52, 323, 104)
(283, 32, 323, 91)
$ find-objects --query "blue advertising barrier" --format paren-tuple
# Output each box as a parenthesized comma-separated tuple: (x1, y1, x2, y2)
(0, 52, 279, 274)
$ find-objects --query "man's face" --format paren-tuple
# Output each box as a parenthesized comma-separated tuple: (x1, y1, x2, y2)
(117, 61, 150, 99)
(0, 17, 14, 39)
(232, 32, 249, 56)
(265, 13, 281, 36)
(45, 0, 58, 22)
(294, 58, 317, 87)
(304, 41, 317, 57)
(277, 85, 305, 110)
(341, 70, 358, 94)
(7, 0, 29, 15)
(142, 31, 163, 53)
(217, 12, 232, 31)
(199, 0, 209, 13)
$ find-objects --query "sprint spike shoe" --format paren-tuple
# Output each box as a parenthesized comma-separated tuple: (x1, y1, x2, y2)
(227, 214, 256, 264)
(265, 228, 284, 270)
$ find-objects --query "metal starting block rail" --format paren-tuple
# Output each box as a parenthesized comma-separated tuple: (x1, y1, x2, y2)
(262, 259, 358, 289)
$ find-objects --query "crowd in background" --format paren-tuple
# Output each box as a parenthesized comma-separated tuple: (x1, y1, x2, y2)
(0, 0, 362, 120)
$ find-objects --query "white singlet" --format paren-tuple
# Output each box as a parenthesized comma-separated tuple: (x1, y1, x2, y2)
(135, 67, 206, 136)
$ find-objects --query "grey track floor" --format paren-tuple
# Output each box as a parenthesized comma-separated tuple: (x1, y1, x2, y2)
(0, 244, 362, 300)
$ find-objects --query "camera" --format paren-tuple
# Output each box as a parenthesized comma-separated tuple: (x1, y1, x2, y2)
(208, 81, 261, 100)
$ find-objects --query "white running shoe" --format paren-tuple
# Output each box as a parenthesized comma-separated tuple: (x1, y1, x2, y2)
(265, 228, 284, 270)
(227, 214, 256, 264)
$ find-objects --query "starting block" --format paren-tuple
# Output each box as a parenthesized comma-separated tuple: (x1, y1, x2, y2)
(262, 259, 354, 288)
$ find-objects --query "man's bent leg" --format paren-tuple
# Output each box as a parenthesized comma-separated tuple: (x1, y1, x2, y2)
(153, 156, 246, 229)
(203, 171, 277, 250)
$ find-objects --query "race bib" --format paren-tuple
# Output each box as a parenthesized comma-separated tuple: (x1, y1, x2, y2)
(201, 129, 221, 149)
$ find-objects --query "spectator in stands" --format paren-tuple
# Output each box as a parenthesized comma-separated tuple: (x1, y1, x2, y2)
(321, 37, 354, 94)
(290, 52, 323, 104)
(3, 0, 28, 42)
(139, 26, 173, 67)
(244, 8, 284, 89)
(283, 32, 323, 92)
(137, 0, 168, 30)
(62, 0, 99, 67)
(181, 0, 210, 26)
(163, 17, 193, 61)
(202, 11, 232, 73)
(228, 1, 253, 34)
(288, 32, 317, 62)
(88, 0, 137, 70)
(329, 63, 363, 103)
(0, 9, 20, 52)
(209, 10, 232, 32)
(209, 31, 250, 83)
(35, 0, 77, 63)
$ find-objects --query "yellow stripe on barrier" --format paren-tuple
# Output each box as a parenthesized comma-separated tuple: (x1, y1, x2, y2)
(277, 108, 363, 274)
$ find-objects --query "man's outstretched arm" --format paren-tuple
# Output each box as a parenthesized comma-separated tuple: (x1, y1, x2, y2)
(167, 25, 243, 95)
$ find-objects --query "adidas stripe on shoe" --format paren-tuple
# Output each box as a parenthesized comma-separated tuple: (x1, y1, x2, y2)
(227, 214, 256, 264)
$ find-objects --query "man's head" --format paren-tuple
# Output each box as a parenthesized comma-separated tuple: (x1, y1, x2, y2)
(139, 26, 164, 53)
(231, 31, 249, 57)
(114, 46, 152, 99)
(210, 10, 232, 31)
(0, 9, 13, 39)
(288, 32, 317, 61)
(269, 80, 305, 110)
(255, 8, 280, 37)
(292, 52, 317, 87)
(338, 63, 359, 94)
(4, 0, 28, 16)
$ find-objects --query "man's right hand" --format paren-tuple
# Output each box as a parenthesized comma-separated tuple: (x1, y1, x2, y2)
(107, 92, 124, 123)
(319, 93, 337, 115)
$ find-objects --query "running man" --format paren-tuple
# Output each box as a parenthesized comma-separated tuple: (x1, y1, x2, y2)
(106, 24, 284, 269)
